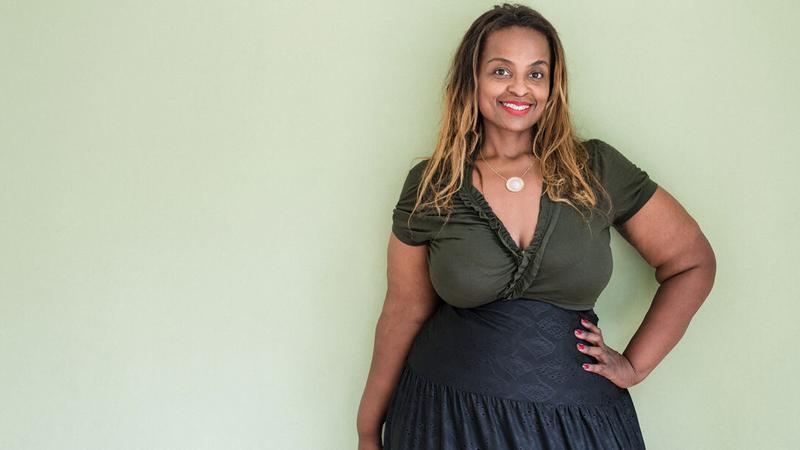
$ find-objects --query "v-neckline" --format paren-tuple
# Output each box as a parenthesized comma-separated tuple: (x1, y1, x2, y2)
(463, 158, 551, 256)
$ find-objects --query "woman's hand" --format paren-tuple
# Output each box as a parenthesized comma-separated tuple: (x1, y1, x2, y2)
(575, 317, 642, 389)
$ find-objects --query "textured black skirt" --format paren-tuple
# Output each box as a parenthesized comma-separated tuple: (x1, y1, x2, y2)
(382, 298, 646, 449)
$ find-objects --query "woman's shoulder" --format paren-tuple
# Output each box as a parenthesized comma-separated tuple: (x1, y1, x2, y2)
(395, 158, 432, 207)
(580, 137, 636, 178)
(579, 137, 659, 225)
(581, 137, 610, 164)
(406, 158, 430, 179)
(398, 158, 432, 191)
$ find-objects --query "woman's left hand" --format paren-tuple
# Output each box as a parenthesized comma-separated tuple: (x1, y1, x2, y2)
(575, 318, 642, 389)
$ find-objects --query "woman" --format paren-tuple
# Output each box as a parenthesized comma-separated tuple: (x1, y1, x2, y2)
(357, 4, 715, 449)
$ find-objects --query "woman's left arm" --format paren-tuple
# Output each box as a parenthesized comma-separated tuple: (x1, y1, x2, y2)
(615, 185, 717, 384)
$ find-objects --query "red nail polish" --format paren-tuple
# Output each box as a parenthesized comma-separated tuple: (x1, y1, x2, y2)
(582, 363, 590, 370)
(577, 344, 585, 350)
(581, 319, 588, 325)
(575, 329, 582, 335)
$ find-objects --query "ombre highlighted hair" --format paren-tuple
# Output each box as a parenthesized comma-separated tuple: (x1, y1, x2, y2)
(406, 3, 611, 227)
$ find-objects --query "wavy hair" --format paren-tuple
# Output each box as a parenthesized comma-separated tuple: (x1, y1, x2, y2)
(406, 3, 612, 229)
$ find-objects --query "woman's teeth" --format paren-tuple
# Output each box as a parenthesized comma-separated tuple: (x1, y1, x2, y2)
(501, 102, 530, 110)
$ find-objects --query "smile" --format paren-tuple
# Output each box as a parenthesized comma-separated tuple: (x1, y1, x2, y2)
(499, 101, 532, 115)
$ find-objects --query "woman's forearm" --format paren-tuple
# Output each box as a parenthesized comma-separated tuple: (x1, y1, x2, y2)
(357, 310, 430, 439)
(623, 256, 716, 384)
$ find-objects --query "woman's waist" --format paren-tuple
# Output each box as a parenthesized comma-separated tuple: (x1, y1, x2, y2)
(416, 297, 597, 343)
(405, 298, 622, 405)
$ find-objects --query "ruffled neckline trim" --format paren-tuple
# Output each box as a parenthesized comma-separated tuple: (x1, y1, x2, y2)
(457, 157, 561, 299)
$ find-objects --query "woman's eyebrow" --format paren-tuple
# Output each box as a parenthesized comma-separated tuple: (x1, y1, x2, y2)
(487, 57, 549, 67)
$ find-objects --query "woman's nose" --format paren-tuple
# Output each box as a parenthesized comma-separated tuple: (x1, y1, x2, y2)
(507, 80, 528, 96)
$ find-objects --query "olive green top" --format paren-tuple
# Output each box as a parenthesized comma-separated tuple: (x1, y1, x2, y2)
(391, 138, 659, 311)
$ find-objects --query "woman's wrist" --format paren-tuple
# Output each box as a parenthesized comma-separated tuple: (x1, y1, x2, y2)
(357, 429, 382, 441)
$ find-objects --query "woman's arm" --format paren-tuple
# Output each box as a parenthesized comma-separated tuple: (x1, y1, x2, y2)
(615, 186, 717, 384)
(356, 233, 440, 444)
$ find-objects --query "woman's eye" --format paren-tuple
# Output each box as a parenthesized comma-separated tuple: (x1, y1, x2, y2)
(494, 68, 545, 80)
(494, 68, 510, 76)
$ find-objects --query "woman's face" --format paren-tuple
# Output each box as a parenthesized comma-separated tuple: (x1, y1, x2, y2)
(477, 26, 552, 135)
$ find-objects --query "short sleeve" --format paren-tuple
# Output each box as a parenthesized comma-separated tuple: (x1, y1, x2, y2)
(589, 138, 659, 226)
(391, 159, 441, 246)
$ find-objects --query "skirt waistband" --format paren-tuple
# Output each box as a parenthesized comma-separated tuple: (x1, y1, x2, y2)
(406, 298, 628, 406)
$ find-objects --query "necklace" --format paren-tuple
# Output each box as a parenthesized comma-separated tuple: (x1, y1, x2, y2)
(478, 147, 537, 193)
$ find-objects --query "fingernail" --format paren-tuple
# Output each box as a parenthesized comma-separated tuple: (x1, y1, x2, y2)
(577, 344, 585, 350)
(574, 329, 582, 336)
(582, 363, 590, 370)
(581, 319, 588, 325)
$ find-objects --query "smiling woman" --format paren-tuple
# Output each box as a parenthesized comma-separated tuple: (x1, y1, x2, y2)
(478, 27, 551, 139)
(356, 3, 716, 449)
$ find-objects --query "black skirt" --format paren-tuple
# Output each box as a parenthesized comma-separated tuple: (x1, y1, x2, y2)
(382, 298, 646, 449)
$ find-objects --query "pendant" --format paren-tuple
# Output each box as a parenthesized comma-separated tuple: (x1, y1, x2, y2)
(506, 176, 524, 192)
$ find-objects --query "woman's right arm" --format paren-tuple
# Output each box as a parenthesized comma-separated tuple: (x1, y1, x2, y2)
(356, 232, 441, 448)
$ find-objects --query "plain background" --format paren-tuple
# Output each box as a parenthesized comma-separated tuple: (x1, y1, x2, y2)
(2, 1, 798, 449)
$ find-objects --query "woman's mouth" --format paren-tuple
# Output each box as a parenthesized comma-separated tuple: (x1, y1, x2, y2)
(499, 101, 532, 116)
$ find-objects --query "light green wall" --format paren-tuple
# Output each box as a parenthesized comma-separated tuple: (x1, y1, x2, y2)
(1, 1, 797, 448)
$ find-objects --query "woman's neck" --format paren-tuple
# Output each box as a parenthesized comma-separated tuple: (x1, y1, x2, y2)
(480, 129, 534, 162)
